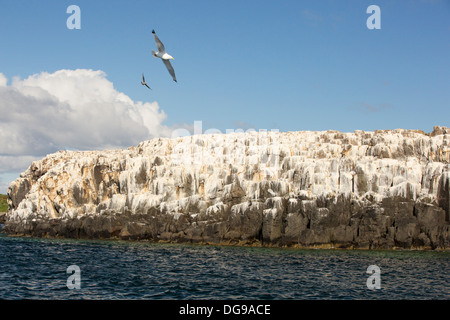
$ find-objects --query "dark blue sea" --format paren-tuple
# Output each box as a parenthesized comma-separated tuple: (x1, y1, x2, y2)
(0, 234, 448, 300)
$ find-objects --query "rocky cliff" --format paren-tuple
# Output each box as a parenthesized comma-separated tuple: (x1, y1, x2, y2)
(3, 126, 450, 249)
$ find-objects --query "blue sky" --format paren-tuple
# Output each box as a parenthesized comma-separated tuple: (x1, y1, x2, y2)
(0, 0, 449, 192)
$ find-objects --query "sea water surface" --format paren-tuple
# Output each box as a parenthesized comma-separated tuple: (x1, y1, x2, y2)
(0, 234, 448, 300)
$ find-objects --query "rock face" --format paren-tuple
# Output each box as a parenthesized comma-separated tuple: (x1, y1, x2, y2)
(4, 126, 450, 249)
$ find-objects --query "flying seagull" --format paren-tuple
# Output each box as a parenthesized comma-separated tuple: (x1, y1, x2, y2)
(151, 29, 177, 82)
(141, 73, 151, 89)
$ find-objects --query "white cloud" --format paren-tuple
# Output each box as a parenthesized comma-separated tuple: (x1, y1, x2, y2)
(0, 156, 40, 174)
(0, 73, 6, 87)
(0, 69, 174, 176)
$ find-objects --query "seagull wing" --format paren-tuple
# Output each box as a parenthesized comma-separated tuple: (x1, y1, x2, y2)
(142, 73, 145, 82)
(145, 83, 151, 89)
(153, 31, 166, 54)
(162, 59, 177, 82)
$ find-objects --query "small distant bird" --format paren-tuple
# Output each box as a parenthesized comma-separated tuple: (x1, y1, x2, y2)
(141, 73, 151, 89)
(151, 29, 177, 82)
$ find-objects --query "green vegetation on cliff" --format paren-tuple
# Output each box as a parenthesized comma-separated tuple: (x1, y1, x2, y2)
(0, 194, 7, 212)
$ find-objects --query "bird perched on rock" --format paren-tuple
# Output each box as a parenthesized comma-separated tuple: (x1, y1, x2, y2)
(151, 29, 177, 82)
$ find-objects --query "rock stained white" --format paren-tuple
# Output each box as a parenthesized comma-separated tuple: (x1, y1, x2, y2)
(7, 126, 449, 225)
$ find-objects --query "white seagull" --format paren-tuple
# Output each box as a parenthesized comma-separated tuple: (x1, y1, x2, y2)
(141, 73, 151, 89)
(151, 29, 177, 82)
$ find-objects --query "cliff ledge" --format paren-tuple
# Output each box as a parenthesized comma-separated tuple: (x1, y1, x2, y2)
(3, 126, 450, 249)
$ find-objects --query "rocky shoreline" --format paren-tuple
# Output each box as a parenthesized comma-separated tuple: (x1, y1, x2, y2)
(3, 196, 449, 249)
(3, 127, 450, 249)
